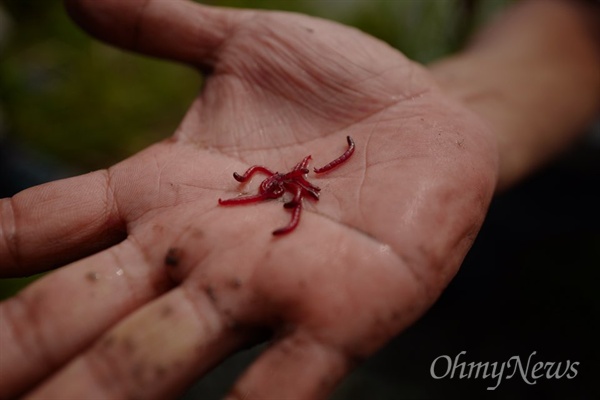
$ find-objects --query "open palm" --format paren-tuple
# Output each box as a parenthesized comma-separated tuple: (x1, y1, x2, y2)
(0, 1, 497, 398)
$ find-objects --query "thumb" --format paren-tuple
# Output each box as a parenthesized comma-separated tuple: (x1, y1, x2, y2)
(64, 0, 242, 68)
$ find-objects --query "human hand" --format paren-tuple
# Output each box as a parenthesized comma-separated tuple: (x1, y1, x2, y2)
(0, 0, 497, 398)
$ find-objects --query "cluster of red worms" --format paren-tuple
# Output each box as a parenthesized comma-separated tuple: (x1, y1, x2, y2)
(218, 136, 355, 235)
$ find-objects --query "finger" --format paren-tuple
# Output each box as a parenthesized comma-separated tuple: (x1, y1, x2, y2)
(26, 284, 249, 400)
(64, 0, 244, 68)
(0, 239, 172, 398)
(0, 170, 125, 277)
(226, 332, 350, 400)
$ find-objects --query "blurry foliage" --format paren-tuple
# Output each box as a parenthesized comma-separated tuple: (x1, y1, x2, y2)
(1, 0, 200, 170)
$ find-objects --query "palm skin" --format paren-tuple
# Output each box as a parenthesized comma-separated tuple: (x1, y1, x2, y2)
(0, 1, 497, 399)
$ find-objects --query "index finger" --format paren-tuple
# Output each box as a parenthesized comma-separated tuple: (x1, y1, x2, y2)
(0, 170, 125, 277)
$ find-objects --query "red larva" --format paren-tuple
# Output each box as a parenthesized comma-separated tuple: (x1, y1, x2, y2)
(313, 136, 355, 174)
(218, 136, 355, 235)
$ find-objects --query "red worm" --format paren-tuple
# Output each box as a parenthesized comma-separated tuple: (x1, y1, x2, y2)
(313, 136, 355, 174)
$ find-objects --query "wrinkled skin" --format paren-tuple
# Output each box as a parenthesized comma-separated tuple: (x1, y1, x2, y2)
(0, 1, 498, 399)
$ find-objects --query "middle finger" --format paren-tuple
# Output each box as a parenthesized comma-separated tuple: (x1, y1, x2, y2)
(0, 238, 172, 398)
(25, 284, 250, 399)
